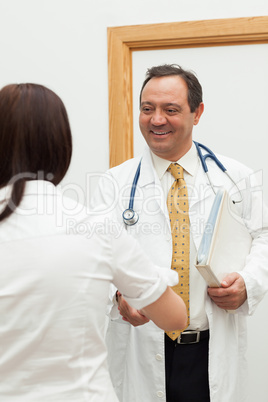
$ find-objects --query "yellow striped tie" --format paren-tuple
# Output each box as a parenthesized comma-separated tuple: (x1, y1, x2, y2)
(166, 163, 190, 340)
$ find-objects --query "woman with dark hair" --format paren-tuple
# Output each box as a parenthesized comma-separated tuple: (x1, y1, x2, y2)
(0, 83, 72, 222)
(0, 83, 187, 401)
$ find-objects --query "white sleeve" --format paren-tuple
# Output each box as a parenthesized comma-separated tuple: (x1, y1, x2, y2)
(90, 173, 127, 318)
(110, 229, 178, 310)
(238, 179, 268, 315)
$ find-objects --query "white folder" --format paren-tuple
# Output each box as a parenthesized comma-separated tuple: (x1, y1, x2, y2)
(195, 189, 252, 288)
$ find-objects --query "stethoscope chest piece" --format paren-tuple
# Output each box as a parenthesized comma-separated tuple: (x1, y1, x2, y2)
(122, 208, 139, 226)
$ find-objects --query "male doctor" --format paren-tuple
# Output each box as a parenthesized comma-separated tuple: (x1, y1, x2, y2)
(91, 64, 268, 402)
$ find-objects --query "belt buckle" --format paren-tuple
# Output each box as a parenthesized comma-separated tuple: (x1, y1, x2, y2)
(177, 330, 201, 344)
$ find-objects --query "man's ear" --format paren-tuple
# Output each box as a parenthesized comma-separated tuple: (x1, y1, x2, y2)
(193, 102, 204, 125)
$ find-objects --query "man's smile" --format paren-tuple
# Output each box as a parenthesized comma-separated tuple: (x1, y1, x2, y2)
(150, 130, 172, 136)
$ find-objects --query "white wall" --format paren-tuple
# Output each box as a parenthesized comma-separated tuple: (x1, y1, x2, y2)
(1, 0, 268, 400)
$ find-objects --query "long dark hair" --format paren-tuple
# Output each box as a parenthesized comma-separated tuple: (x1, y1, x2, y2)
(0, 83, 72, 222)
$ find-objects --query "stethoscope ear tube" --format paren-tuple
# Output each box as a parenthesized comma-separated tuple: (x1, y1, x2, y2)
(194, 141, 243, 204)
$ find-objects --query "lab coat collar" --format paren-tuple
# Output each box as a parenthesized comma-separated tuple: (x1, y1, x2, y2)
(23, 180, 57, 196)
(138, 147, 160, 188)
(0, 181, 58, 205)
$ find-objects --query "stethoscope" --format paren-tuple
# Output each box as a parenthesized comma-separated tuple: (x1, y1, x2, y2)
(122, 141, 243, 226)
(122, 160, 142, 226)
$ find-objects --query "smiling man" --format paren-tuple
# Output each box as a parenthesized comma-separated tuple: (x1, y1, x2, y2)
(91, 64, 268, 402)
(139, 74, 204, 161)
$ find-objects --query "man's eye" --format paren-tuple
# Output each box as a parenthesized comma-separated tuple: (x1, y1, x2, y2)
(166, 109, 177, 113)
(142, 107, 152, 113)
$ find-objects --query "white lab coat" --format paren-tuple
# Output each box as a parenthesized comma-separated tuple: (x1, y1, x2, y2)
(91, 145, 268, 402)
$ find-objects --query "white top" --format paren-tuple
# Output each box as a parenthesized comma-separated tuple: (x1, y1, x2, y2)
(151, 144, 209, 330)
(0, 181, 178, 401)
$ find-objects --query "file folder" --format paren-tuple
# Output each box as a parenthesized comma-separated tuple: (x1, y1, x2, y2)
(195, 189, 252, 288)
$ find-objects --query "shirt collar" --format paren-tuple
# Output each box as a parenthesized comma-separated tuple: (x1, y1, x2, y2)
(0, 180, 57, 202)
(151, 142, 199, 180)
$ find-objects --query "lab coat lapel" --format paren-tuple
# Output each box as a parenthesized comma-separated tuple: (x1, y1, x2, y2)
(138, 148, 170, 226)
(189, 158, 226, 250)
(137, 147, 155, 188)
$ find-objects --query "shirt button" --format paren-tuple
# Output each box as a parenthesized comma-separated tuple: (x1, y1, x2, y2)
(157, 391, 164, 398)
(155, 353, 163, 361)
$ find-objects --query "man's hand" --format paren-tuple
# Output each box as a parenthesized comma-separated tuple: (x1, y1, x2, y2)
(207, 272, 247, 310)
(117, 292, 150, 327)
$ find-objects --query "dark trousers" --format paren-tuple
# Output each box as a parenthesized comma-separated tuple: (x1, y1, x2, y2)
(165, 333, 210, 402)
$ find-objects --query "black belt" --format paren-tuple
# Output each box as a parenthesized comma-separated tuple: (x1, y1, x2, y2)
(167, 330, 210, 345)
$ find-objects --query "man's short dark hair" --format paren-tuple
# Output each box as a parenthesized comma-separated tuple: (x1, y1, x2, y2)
(139, 64, 203, 112)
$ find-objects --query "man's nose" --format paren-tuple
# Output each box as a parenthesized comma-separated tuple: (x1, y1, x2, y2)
(151, 110, 167, 125)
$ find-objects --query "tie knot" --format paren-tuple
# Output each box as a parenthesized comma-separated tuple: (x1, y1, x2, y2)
(167, 163, 184, 180)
